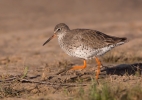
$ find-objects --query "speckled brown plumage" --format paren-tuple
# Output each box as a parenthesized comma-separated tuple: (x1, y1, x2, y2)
(43, 23, 127, 82)
(52, 23, 127, 59)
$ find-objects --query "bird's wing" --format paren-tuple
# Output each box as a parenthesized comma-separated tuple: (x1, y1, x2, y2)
(72, 29, 126, 49)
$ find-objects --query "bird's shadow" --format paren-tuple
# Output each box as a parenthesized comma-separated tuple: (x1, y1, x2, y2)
(101, 63, 142, 76)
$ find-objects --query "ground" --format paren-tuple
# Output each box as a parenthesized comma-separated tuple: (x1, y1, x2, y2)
(0, 0, 142, 100)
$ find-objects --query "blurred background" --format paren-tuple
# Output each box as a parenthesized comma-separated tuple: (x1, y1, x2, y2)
(1, 0, 142, 32)
(0, 0, 142, 74)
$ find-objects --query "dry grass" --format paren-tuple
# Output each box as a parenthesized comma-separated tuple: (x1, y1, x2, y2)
(0, 60, 142, 100)
(0, 76, 142, 100)
(102, 51, 142, 64)
(66, 81, 142, 100)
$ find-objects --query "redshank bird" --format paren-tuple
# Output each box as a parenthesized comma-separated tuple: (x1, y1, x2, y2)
(43, 23, 127, 81)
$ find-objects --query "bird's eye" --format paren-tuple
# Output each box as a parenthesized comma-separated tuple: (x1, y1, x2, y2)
(57, 28, 61, 31)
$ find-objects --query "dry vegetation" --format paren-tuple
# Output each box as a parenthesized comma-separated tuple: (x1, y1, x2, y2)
(0, 0, 142, 100)
(0, 59, 142, 100)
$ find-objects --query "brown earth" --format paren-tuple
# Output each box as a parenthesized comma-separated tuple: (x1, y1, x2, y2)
(0, 0, 142, 100)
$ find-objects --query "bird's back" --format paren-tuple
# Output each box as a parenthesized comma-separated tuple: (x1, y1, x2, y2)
(64, 29, 127, 48)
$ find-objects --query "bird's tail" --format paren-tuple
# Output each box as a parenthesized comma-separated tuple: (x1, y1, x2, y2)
(115, 37, 127, 46)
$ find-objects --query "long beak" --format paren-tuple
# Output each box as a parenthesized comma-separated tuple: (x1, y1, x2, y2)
(43, 34, 56, 46)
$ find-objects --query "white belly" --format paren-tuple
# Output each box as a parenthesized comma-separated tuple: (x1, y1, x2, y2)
(72, 45, 114, 59)
(59, 44, 114, 60)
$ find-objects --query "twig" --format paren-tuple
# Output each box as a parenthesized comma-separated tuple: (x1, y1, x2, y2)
(19, 78, 88, 87)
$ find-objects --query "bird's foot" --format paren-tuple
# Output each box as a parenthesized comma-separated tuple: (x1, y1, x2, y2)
(71, 65, 86, 70)
(95, 65, 102, 79)
(70, 60, 87, 70)
(94, 57, 102, 83)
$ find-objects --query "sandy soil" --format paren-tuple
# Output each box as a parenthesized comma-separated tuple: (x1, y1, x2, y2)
(0, 0, 142, 99)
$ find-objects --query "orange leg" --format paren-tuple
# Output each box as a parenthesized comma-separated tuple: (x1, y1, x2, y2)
(71, 60, 87, 70)
(95, 57, 102, 81)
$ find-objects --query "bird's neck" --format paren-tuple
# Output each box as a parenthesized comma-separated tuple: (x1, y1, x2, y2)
(58, 32, 67, 38)
(57, 32, 67, 50)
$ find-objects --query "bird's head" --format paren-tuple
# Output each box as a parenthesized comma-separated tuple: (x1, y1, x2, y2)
(43, 23, 70, 46)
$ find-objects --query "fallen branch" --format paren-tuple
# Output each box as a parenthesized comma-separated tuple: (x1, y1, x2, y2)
(19, 78, 88, 87)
